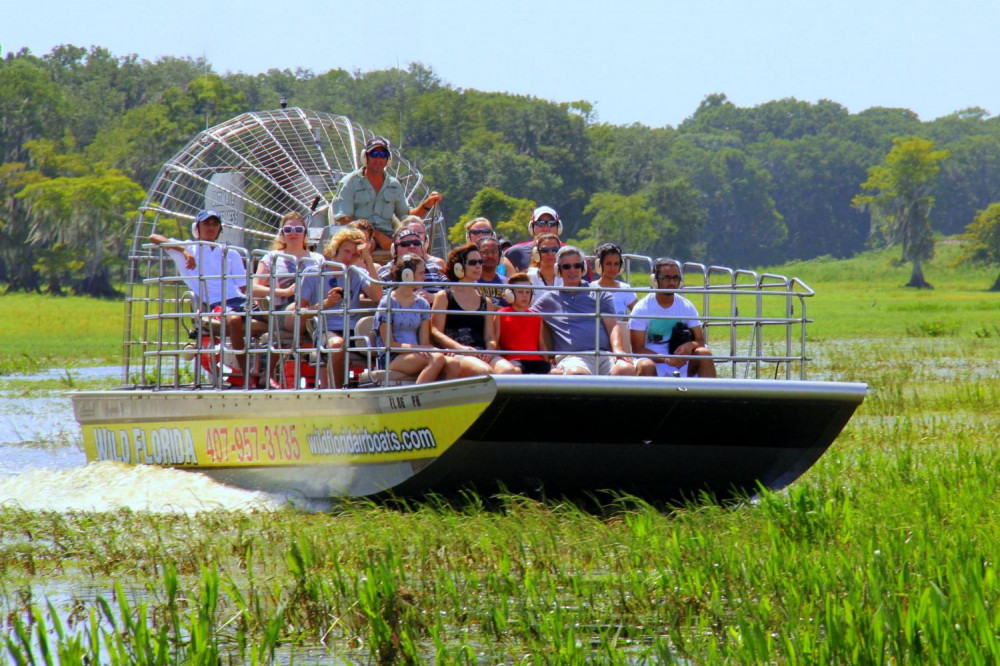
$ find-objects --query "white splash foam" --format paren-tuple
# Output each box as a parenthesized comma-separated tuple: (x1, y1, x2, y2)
(0, 462, 287, 514)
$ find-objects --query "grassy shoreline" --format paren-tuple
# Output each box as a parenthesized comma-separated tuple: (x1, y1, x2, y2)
(1, 243, 998, 662)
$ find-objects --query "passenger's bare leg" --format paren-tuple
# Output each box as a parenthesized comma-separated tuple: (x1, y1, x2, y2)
(490, 357, 521, 374)
(689, 348, 716, 378)
(635, 358, 657, 376)
(416, 353, 446, 384)
(227, 314, 249, 382)
(319, 333, 345, 388)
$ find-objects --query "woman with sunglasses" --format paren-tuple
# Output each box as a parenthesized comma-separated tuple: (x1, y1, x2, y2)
(431, 243, 520, 376)
(247, 212, 324, 387)
(254, 212, 325, 330)
(526, 233, 563, 289)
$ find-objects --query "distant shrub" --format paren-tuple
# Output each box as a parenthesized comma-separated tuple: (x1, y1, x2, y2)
(905, 319, 960, 337)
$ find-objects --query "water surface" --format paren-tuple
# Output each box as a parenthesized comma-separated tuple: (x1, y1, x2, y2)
(1, 365, 286, 513)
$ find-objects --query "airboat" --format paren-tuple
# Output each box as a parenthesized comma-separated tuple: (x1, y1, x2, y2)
(71, 107, 866, 503)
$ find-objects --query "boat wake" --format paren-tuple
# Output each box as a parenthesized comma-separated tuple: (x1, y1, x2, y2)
(0, 461, 290, 514)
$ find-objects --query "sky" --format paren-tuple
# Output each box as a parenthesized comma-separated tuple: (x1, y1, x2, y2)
(4, 0, 997, 128)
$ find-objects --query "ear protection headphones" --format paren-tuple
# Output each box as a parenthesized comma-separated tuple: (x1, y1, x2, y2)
(452, 259, 465, 279)
(595, 243, 623, 274)
(400, 254, 415, 283)
(651, 258, 683, 289)
(528, 216, 563, 236)
(191, 222, 200, 239)
(530, 246, 540, 264)
(361, 136, 393, 166)
(502, 288, 516, 304)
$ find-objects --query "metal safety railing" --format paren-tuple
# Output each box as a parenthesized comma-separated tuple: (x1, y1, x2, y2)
(120, 242, 814, 390)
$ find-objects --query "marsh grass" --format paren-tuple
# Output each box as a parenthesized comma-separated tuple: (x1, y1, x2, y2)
(1, 241, 999, 663)
(0, 294, 123, 375)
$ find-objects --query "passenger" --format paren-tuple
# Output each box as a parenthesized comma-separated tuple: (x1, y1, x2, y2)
(475, 235, 509, 307)
(377, 227, 447, 302)
(496, 272, 551, 375)
(332, 136, 441, 250)
(253, 212, 325, 333)
(526, 233, 563, 288)
(594, 242, 638, 316)
(531, 246, 636, 376)
(298, 228, 383, 388)
(403, 216, 446, 270)
(431, 244, 520, 376)
(465, 217, 516, 276)
(593, 242, 638, 357)
(150, 209, 264, 384)
(374, 255, 458, 384)
(505, 205, 562, 271)
(630, 258, 717, 378)
(348, 219, 383, 268)
(251, 212, 325, 386)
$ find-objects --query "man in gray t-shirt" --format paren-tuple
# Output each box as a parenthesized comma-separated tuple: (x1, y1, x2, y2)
(530, 246, 636, 377)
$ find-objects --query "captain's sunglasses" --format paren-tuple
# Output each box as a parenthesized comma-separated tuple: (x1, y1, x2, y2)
(281, 225, 305, 234)
(367, 150, 390, 159)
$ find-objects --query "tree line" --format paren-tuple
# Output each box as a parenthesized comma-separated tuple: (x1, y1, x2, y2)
(1, 44, 999, 296)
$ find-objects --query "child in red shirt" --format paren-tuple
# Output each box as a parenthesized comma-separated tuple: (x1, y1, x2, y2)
(496, 272, 551, 374)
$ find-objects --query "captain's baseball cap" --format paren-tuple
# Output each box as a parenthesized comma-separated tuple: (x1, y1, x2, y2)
(531, 205, 559, 222)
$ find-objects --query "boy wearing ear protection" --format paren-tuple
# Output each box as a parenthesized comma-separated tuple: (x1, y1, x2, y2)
(332, 136, 442, 251)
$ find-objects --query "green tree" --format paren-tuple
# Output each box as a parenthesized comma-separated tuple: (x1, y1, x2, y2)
(86, 103, 183, 188)
(960, 203, 1000, 291)
(575, 191, 672, 258)
(694, 148, 786, 266)
(853, 137, 950, 288)
(0, 161, 45, 290)
(449, 186, 535, 244)
(756, 135, 874, 259)
(932, 133, 1000, 235)
(16, 141, 144, 296)
(0, 54, 68, 163)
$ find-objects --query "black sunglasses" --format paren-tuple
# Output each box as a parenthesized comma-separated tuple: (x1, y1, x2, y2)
(465, 259, 484, 266)
(560, 263, 585, 271)
(397, 239, 423, 248)
(538, 246, 559, 254)
(657, 274, 682, 282)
